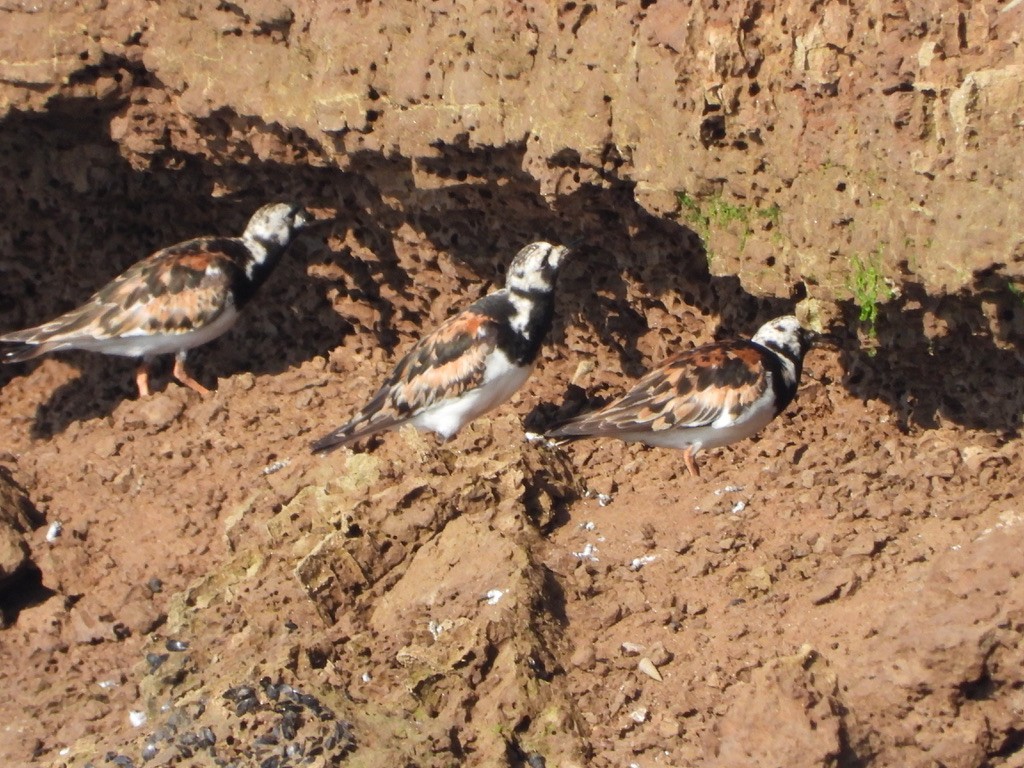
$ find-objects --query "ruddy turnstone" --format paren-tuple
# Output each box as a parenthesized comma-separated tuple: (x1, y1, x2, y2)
(311, 241, 571, 453)
(1, 201, 311, 397)
(547, 315, 820, 476)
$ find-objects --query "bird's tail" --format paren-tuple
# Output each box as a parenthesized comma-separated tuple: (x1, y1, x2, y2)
(310, 391, 402, 454)
(1, 339, 48, 364)
(310, 423, 362, 454)
(543, 421, 587, 444)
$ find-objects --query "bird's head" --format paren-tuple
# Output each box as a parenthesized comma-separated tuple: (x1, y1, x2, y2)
(504, 241, 571, 295)
(243, 202, 312, 252)
(751, 315, 820, 364)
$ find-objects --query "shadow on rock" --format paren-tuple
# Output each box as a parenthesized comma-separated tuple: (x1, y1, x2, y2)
(836, 276, 1024, 434)
(6, 88, 1023, 441)
(0, 565, 57, 627)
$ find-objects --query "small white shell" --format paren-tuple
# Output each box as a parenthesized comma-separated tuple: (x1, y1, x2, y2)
(629, 555, 656, 571)
(637, 657, 663, 682)
(45, 521, 63, 543)
(128, 710, 148, 727)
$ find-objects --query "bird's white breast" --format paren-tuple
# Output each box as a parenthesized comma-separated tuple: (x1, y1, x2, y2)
(75, 305, 241, 358)
(410, 350, 532, 439)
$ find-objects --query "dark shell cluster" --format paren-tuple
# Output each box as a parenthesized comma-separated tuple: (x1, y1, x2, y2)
(86, 678, 355, 767)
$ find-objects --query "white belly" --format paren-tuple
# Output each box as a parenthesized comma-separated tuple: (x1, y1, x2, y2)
(621, 389, 780, 452)
(411, 352, 532, 440)
(68, 307, 240, 359)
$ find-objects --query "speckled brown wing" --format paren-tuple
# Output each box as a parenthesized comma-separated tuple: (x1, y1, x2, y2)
(311, 309, 501, 452)
(551, 341, 771, 437)
(388, 310, 501, 410)
(1, 239, 246, 359)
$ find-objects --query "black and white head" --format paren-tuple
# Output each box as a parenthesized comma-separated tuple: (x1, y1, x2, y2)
(242, 202, 312, 252)
(751, 315, 817, 371)
(504, 241, 570, 296)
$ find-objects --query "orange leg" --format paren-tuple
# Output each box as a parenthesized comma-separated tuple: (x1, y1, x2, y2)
(135, 361, 152, 398)
(173, 353, 212, 396)
(682, 446, 701, 478)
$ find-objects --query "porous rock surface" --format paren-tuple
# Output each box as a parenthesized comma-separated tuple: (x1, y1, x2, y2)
(0, 468, 36, 591)
(2, 0, 1022, 297)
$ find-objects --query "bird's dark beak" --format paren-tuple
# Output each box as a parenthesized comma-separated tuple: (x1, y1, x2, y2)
(564, 236, 585, 252)
(298, 207, 343, 230)
(550, 242, 575, 268)
(552, 237, 584, 266)
(809, 330, 842, 349)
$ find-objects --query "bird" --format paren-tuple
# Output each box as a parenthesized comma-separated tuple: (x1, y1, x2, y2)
(1, 201, 312, 398)
(546, 315, 822, 477)
(311, 240, 571, 453)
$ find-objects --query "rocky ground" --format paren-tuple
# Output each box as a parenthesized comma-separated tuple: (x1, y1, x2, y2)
(1, 1, 1023, 767)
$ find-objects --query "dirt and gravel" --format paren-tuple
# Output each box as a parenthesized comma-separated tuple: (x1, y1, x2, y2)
(1, 1, 1023, 767)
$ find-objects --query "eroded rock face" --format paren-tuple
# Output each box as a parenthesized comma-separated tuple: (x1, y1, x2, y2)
(842, 513, 1024, 767)
(1, 1, 1022, 301)
(0, 468, 35, 588)
(1, 3, 1023, 768)
(710, 647, 844, 768)
(116, 417, 586, 767)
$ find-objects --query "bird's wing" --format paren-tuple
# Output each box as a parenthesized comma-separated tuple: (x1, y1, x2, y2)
(311, 308, 501, 452)
(550, 342, 771, 437)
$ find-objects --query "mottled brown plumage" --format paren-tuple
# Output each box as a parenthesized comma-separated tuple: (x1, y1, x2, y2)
(548, 316, 817, 476)
(312, 241, 570, 453)
(2, 202, 310, 397)
(317, 309, 502, 448)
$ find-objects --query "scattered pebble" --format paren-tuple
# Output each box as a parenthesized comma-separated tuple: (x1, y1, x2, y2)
(129, 710, 148, 727)
(361, 671, 372, 683)
(483, 589, 504, 605)
(138, 397, 185, 431)
(598, 604, 623, 629)
(45, 521, 63, 543)
(165, 639, 189, 652)
(580, 520, 596, 531)
(647, 642, 673, 667)
(731, 500, 747, 514)
(630, 706, 649, 723)
(621, 641, 644, 656)
(657, 716, 682, 738)
(570, 644, 596, 669)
